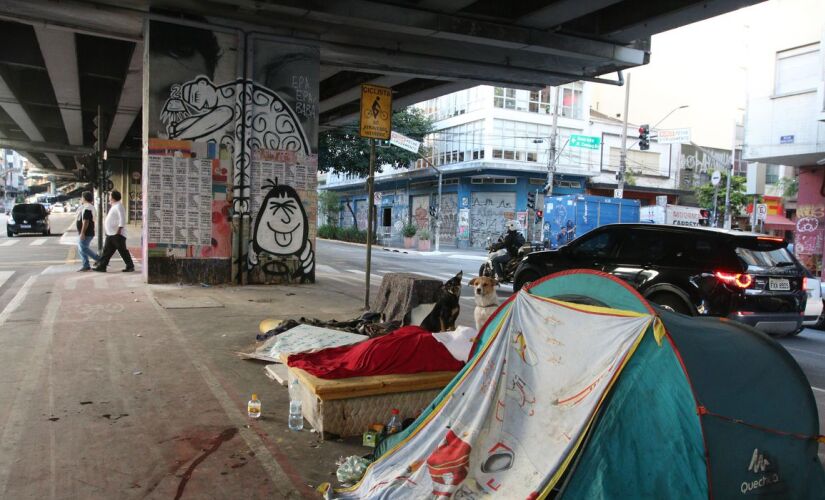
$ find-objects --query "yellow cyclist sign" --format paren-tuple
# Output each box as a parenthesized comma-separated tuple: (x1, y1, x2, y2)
(359, 84, 392, 140)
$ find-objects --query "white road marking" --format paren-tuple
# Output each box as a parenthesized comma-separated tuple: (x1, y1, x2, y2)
(315, 264, 337, 274)
(0, 240, 18, 247)
(0, 271, 13, 289)
(448, 254, 488, 262)
(0, 274, 35, 328)
(812, 386, 825, 393)
(0, 276, 49, 497)
(29, 238, 47, 246)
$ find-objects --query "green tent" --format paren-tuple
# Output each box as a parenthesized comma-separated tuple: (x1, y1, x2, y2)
(351, 270, 825, 499)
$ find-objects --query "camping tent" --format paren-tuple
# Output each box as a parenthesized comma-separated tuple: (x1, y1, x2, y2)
(337, 270, 825, 499)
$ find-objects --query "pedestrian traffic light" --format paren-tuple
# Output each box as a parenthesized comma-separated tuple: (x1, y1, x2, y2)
(527, 192, 536, 210)
(638, 124, 650, 151)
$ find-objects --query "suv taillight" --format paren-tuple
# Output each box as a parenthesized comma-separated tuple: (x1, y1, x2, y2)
(715, 271, 753, 289)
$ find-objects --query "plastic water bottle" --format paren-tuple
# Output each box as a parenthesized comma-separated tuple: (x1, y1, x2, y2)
(288, 380, 303, 431)
(386, 408, 402, 435)
(247, 394, 261, 419)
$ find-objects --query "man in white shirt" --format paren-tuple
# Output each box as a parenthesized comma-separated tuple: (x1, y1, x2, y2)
(93, 190, 135, 273)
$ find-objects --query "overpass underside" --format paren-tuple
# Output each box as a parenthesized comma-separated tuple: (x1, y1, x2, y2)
(0, 0, 762, 284)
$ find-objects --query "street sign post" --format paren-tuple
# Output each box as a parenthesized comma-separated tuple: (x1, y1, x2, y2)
(569, 134, 601, 150)
(359, 84, 392, 140)
(756, 203, 768, 221)
(656, 128, 691, 144)
(613, 188, 623, 199)
(389, 131, 420, 153)
(359, 84, 392, 309)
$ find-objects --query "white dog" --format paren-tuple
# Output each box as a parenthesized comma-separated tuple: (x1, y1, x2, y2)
(469, 276, 499, 331)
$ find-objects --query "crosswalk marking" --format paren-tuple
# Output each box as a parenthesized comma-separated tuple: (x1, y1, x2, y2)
(0, 271, 13, 289)
(30, 238, 47, 246)
(0, 240, 18, 247)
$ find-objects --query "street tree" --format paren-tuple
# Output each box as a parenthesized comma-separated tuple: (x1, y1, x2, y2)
(695, 173, 751, 221)
(318, 108, 434, 177)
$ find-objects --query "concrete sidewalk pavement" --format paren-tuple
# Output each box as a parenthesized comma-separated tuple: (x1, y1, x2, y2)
(0, 263, 373, 499)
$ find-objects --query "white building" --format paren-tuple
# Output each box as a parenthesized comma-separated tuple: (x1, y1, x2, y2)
(2, 149, 27, 209)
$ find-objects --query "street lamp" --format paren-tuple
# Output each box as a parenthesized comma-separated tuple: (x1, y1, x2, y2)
(653, 105, 690, 129)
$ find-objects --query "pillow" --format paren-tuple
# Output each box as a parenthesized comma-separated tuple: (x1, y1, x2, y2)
(432, 325, 477, 363)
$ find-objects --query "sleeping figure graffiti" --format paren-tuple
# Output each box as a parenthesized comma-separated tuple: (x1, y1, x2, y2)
(249, 178, 315, 282)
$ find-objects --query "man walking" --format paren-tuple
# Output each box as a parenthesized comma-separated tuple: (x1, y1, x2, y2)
(76, 191, 100, 272)
(93, 190, 135, 273)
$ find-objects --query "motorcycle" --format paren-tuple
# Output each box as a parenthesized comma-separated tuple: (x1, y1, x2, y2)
(478, 234, 537, 283)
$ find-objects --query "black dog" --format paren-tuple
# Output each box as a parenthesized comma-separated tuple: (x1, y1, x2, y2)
(420, 271, 463, 333)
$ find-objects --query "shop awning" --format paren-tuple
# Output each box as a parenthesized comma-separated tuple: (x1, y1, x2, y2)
(764, 214, 796, 230)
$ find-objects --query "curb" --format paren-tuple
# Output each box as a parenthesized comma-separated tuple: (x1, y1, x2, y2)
(317, 238, 486, 259)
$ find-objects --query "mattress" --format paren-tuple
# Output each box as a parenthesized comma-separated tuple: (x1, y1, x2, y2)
(287, 366, 457, 438)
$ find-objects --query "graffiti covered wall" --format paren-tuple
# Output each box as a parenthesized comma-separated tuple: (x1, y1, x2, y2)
(795, 168, 825, 276)
(145, 20, 318, 285)
(469, 192, 516, 248)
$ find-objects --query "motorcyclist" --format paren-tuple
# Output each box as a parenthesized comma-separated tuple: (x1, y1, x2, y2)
(491, 220, 525, 281)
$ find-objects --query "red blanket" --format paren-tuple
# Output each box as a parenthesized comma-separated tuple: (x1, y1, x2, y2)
(286, 326, 465, 379)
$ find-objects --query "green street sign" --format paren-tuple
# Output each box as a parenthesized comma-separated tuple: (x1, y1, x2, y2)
(569, 134, 601, 150)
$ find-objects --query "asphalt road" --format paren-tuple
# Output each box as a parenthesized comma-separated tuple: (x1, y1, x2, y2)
(315, 238, 825, 461)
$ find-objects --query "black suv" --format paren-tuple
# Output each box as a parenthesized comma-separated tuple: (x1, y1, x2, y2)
(7, 203, 51, 237)
(514, 224, 806, 336)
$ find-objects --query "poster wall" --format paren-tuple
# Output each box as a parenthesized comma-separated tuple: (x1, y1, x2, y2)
(146, 20, 318, 284)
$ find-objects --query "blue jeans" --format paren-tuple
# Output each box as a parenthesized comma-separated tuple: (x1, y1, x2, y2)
(78, 235, 100, 269)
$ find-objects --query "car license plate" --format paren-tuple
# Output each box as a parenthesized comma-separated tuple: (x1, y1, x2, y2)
(20, 224, 30, 229)
(769, 278, 790, 291)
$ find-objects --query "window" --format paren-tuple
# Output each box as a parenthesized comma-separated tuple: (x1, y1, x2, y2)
(419, 120, 485, 168)
(560, 82, 583, 119)
(617, 231, 669, 264)
(765, 165, 780, 185)
(494, 87, 517, 109)
(572, 230, 620, 260)
(495, 87, 551, 113)
(775, 43, 821, 95)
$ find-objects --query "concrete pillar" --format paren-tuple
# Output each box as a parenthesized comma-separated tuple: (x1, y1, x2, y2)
(143, 19, 318, 285)
(794, 168, 825, 277)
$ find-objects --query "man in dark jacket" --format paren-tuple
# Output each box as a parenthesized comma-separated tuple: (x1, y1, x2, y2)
(492, 220, 524, 280)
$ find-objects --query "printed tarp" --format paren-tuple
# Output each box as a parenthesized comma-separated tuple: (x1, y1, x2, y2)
(337, 292, 654, 499)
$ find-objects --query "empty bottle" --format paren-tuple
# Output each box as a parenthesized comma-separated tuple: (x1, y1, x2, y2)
(289, 379, 303, 431)
(247, 393, 261, 419)
(386, 408, 402, 435)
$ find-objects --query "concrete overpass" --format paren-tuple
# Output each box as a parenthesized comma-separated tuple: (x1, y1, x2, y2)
(0, 0, 761, 173)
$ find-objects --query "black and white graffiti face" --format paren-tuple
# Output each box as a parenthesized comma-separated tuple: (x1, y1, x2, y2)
(254, 183, 308, 256)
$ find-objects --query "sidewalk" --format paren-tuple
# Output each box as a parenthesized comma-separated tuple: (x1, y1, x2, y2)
(319, 237, 489, 261)
(0, 262, 372, 498)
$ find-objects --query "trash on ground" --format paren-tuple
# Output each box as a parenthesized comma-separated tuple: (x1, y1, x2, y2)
(335, 456, 370, 486)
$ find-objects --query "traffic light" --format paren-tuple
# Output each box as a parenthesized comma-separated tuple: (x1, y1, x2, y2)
(535, 209, 543, 224)
(527, 192, 536, 210)
(638, 124, 650, 151)
(699, 209, 710, 226)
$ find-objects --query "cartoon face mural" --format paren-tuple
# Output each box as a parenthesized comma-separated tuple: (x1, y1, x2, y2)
(249, 178, 315, 281)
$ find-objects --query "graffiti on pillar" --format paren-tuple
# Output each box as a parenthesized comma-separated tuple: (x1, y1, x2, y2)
(248, 178, 314, 281)
(160, 75, 310, 216)
(469, 193, 516, 248)
(794, 204, 825, 274)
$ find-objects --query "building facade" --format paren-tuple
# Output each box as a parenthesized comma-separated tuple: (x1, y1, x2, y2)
(742, 0, 825, 274)
(1, 149, 28, 210)
(324, 84, 701, 249)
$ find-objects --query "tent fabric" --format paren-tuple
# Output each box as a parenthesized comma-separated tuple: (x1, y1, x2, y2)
(661, 312, 825, 498)
(360, 270, 825, 500)
(337, 292, 654, 498)
(286, 326, 464, 379)
(373, 269, 658, 461)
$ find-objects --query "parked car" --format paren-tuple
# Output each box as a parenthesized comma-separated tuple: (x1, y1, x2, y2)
(51, 202, 65, 213)
(7, 203, 51, 237)
(514, 224, 807, 336)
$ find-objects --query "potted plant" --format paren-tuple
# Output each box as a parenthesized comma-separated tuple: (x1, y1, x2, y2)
(417, 228, 431, 251)
(402, 223, 418, 248)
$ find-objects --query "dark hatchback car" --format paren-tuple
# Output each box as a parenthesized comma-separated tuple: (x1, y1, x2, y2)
(7, 203, 51, 237)
(514, 223, 807, 336)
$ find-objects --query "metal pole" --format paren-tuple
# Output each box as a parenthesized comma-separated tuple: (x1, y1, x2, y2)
(546, 87, 560, 196)
(96, 105, 104, 251)
(752, 194, 758, 231)
(365, 138, 376, 310)
(435, 170, 442, 252)
(723, 120, 736, 229)
(711, 184, 719, 227)
(617, 73, 631, 198)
